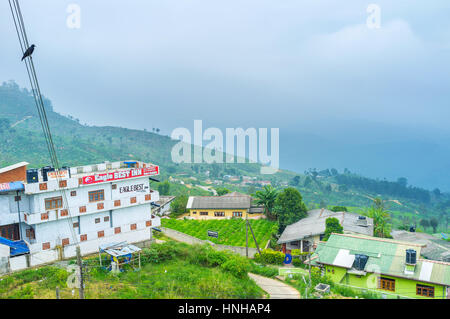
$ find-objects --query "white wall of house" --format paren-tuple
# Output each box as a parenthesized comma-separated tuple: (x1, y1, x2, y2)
(34, 218, 74, 244)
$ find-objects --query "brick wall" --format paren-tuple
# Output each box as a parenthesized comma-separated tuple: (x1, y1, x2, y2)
(0, 165, 27, 183)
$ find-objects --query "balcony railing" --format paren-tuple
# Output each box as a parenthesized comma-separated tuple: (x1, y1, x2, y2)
(23, 191, 160, 225)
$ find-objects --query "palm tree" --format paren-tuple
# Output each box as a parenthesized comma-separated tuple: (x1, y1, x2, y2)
(367, 206, 392, 238)
(253, 185, 278, 221)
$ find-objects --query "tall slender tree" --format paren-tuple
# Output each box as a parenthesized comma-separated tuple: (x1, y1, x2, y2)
(253, 185, 278, 221)
(367, 204, 392, 238)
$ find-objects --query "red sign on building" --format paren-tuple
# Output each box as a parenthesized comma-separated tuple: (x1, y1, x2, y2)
(82, 166, 159, 185)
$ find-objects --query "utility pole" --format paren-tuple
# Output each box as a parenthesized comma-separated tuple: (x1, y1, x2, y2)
(56, 286, 60, 299)
(245, 213, 249, 258)
(247, 219, 261, 256)
(15, 191, 22, 240)
(308, 246, 312, 290)
(76, 246, 85, 299)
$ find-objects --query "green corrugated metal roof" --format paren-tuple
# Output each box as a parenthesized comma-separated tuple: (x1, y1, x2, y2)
(312, 234, 450, 286)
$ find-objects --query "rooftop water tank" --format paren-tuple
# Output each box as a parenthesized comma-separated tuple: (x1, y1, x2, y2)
(406, 249, 417, 265)
(26, 169, 39, 184)
(353, 254, 369, 271)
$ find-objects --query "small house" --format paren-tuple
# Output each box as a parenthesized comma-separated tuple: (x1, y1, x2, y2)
(309, 233, 450, 299)
(186, 192, 264, 219)
(277, 209, 374, 253)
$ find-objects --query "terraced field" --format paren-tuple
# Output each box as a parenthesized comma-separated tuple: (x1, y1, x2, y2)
(161, 219, 278, 248)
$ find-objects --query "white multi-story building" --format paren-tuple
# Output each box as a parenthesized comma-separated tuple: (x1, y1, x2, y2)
(0, 160, 161, 269)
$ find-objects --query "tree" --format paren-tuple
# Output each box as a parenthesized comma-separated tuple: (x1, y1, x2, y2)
(215, 187, 231, 196)
(325, 184, 332, 193)
(433, 188, 441, 197)
(254, 185, 279, 221)
(330, 168, 338, 176)
(367, 205, 392, 238)
(323, 217, 344, 241)
(290, 175, 301, 186)
(273, 187, 308, 234)
(304, 176, 312, 187)
(420, 219, 430, 231)
(397, 177, 408, 188)
(429, 217, 438, 233)
(157, 181, 171, 196)
(170, 195, 188, 218)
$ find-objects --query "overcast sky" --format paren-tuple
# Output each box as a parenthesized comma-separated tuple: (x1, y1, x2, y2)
(1, 1, 450, 186)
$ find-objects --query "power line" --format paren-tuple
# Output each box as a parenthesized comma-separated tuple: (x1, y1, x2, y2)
(8, 0, 79, 246)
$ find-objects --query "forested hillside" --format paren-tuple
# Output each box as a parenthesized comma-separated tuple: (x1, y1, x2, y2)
(0, 81, 448, 233)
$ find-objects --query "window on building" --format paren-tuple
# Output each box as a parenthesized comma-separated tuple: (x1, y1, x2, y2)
(192, 211, 197, 214)
(214, 212, 225, 217)
(45, 196, 63, 210)
(73, 222, 79, 228)
(232, 212, 243, 217)
(104, 216, 110, 222)
(89, 190, 105, 202)
(112, 184, 117, 190)
(379, 277, 395, 292)
(95, 218, 101, 224)
(200, 212, 208, 216)
(71, 191, 77, 197)
(417, 284, 434, 298)
(59, 180, 67, 188)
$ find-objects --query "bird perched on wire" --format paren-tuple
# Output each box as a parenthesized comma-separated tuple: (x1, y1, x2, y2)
(21, 44, 36, 61)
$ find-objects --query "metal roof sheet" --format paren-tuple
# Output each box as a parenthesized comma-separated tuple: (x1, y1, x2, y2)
(187, 193, 253, 209)
(99, 242, 141, 257)
(313, 234, 450, 286)
(277, 209, 374, 244)
(0, 162, 29, 174)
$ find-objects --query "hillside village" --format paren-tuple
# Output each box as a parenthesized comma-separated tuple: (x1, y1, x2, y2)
(0, 159, 448, 299)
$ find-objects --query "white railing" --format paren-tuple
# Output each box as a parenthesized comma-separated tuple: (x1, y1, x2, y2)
(23, 191, 160, 225)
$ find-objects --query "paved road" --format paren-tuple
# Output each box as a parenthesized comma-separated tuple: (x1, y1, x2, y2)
(248, 273, 301, 299)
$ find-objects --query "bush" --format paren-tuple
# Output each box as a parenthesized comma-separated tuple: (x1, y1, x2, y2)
(8, 285, 34, 299)
(253, 249, 285, 265)
(249, 263, 278, 278)
(292, 258, 304, 267)
(220, 256, 250, 278)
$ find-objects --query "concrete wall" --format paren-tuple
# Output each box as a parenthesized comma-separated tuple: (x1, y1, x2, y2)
(0, 224, 157, 275)
(161, 227, 258, 258)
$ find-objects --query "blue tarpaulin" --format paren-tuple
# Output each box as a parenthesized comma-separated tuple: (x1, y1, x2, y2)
(0, 237, 29, 256)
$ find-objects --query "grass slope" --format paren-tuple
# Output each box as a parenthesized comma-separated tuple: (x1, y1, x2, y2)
(0, 241, 276, 299)
(162, 218, 278, 248)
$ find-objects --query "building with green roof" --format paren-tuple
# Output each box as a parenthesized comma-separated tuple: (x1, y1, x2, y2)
(309, 233, 450, 299)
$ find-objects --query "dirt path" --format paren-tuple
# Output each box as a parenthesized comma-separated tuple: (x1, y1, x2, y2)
(248, 273, 300, 299)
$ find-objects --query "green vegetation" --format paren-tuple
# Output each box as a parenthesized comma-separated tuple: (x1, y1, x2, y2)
(366, 200, 392, 238)
(161, 218, 278, 248)
(215, 187, 231, 196)
(1, 81, 448, 235)
(285, 267, 381, 299)
(330, 206, 348, 212)
(253, 249, 285, 265)
(273, 187, 308, 234)
(169, 195, 189, 218)
(0, 242, 278, 299)
(253, 185, 279, 221)
(323, 217, 344, 241)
